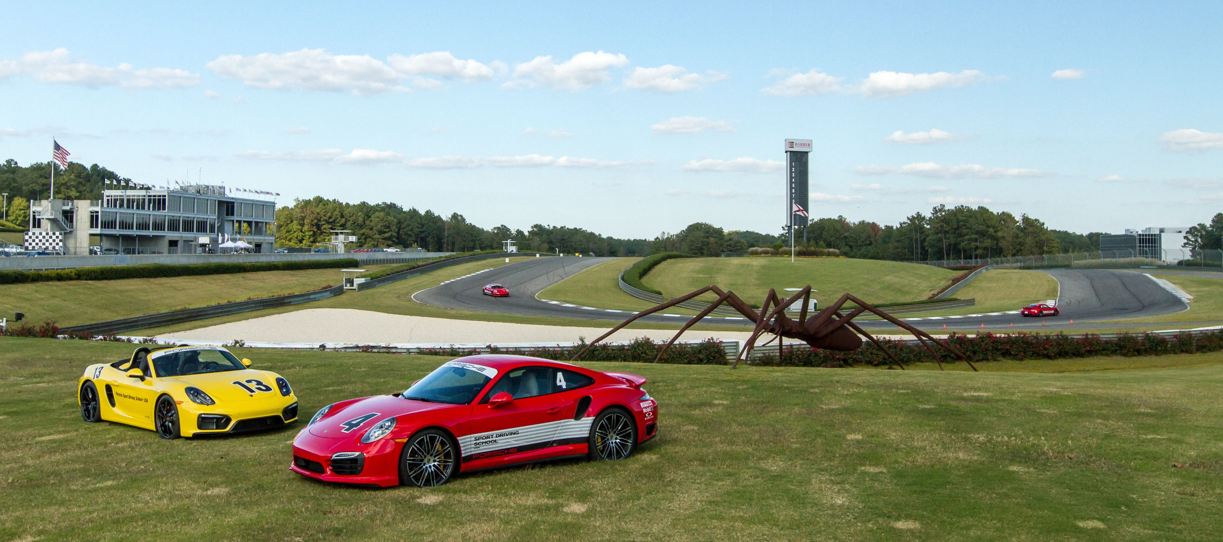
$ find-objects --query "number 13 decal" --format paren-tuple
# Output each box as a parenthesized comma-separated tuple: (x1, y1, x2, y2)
(232, 379, 273, 393)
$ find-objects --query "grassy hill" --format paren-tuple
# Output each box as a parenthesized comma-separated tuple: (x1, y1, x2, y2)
(0, 265, 395, 327)
(3, 336, 1222, 540)
(642, 257, 958, 307)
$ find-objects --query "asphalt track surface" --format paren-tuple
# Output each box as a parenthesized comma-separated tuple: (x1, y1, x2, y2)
(414, 258, 1198, 332)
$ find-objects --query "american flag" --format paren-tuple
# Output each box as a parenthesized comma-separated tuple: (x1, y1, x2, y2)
(792, 202, 809, 218)
(52, 140, 71, 169)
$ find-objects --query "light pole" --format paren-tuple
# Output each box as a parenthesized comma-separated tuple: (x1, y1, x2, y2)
(1, 193, 7, 223)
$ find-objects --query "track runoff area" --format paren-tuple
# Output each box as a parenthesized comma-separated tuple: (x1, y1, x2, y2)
(413, 257, 1190, 332)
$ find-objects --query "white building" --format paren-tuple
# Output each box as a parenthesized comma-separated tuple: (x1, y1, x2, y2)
(1100, 226, 1190, 263)
(27, 184, 276, 255)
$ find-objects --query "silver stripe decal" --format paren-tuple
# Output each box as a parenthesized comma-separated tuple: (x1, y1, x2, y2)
(458, 417, 593, 455)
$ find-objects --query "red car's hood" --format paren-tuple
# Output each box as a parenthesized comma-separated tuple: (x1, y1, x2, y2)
(489, 288, 508, 293)
(308, 395, 457, 439)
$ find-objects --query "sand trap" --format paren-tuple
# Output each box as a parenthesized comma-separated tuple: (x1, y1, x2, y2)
(158, 308, 756, 346)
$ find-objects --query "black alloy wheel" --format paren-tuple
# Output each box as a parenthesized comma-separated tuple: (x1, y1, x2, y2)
(590, 408, 636, 461)
(155, 395, 180, 440)
(399, 429, 456, 487)
(80, 381, 101, 423)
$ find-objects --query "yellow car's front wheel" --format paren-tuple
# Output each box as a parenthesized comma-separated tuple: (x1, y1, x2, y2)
(155, 395, 181, 440)
(80, 382, 101, 423)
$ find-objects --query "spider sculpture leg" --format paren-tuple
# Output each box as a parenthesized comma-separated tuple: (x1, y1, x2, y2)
(839, 294, 976, 372)
(651, 290, 742, 363)
(570, 285, 739, 361)
(734, 287, 811, 368)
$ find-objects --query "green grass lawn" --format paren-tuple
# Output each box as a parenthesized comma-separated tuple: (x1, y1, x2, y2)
(642, 257, 958, 308)
(0, 231, 24, 245)
(2, 337, 1223, 540)
(537, 257, 703, 313)
(0, 264, 393, 327)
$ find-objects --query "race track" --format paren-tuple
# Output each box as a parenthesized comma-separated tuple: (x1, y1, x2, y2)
(414, 258, 1195, 331)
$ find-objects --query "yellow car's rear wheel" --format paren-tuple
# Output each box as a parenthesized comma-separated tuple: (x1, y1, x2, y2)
(155, 395, 180, 440)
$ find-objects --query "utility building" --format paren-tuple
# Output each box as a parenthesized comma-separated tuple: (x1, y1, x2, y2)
(27, 184, 276, 255)
(1099, 227, 1190, 263)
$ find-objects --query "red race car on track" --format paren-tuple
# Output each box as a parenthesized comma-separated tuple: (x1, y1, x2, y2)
(290, 356, 658, 488)
(1021, 303, 1060, 317)
(482, 283, 509, 297)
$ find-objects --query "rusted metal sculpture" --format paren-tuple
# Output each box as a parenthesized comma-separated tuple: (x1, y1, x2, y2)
(571, 285, 976, 371)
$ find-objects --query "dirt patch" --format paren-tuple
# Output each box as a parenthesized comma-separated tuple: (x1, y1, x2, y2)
(34, 434, 70, 442)
(917, 405, 935, 409)
(1007, 466, 1031, 472)
(203, 487, 229, 496)
(893, 520, 920, 530)
(1036, 409, 1058, 414)
(416, 494, 443, 505)
(712, 400, 729, 405)
(858, 466, 886, 473)
(963, 392, 992, 397)
(1077, 520, 1106, 529)
(846, 434, 863, 440)
(563, 503, 588, 514)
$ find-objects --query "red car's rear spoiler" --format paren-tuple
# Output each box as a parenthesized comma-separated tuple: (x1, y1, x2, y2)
(604, 372, 647, 389)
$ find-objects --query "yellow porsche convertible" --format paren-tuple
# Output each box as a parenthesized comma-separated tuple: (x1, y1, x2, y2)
(77, 345, 299, 439)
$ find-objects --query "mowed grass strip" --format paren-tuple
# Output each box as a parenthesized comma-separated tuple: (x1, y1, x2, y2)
(2, 337, 1223, 540)
(642, 257, 958, 308)
(538, 257, 705, 314)
(0, 264, 395, 327)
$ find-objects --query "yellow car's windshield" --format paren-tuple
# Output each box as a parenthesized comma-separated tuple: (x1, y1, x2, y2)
(153, 349, 245, 377)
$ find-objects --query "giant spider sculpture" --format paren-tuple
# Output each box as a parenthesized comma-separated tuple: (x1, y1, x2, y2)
(571, 285, 976, 371)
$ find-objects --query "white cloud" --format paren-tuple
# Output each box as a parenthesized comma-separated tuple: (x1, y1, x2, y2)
(858, 70, 991, 98)
(203, 90, 220, 99)
(285, 127, 310, 134)
(151, 153, 173, 161)
(927, 186, 950, 192)
(523, 127, 573, 138)
(387, 51, 497, 83)
(1161, 129, 1223, 152)
(237, 149, 345, 162)
(504, 51, 629, 91)
(928, 196, 995, 204)
(523, 127, 537, 135)
(762, 69, 844, 96)
(0, 48, 199, 89)
(851, 183, 884, 191)
(682, 157, 784, 174)
(1200, 193, 1223, 200)
(651, 116, 736, 135)
(1052, 69, 1084, 80)
(884, 129, 959, 145)
(810, 193, 866, 202)
(1096, 174, 1145, 183)
(335, 149, 405, 164)
(855, 162, 1053, 179)
(623, 65, 727, 93)
(406, 154, 636, 169)
(0, 128, 30, 137)
(208, 49, 406, 95)
(665, 189, 690, 196)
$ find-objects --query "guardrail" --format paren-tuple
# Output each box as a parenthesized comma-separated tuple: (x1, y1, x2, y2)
(63, 285, 345, 336)
(935, 266, 991, 299)
(0, 250, 453, 272)
(920, 249, 1223, 270)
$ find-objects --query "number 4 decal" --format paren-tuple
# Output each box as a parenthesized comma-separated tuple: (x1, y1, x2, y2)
(556, 372, 567, 389)
(340, 413, 380, 433)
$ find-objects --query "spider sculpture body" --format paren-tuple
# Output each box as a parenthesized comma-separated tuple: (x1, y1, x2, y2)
(571, 285, 976, 371)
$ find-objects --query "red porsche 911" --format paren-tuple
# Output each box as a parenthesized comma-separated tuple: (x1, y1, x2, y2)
(290, 356, 658, 488)
(1021, 303, 1060, 317)
(482, 283, 509, 297)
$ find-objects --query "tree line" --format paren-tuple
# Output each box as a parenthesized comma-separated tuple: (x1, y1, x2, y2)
(2, 158, 1111, 261)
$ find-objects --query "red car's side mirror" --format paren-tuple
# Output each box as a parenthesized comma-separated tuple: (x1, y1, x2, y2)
(489, 392, 514, 408)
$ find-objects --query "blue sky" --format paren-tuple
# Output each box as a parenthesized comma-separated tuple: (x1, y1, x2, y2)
(1, 1, 1221, 238)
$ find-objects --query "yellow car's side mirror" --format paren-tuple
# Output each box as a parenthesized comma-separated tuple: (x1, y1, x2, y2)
(241, 358, 252, 368)
(126, 368, 145, 380)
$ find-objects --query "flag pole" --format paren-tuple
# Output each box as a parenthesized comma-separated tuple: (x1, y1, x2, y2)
(50, 139, 55, 201)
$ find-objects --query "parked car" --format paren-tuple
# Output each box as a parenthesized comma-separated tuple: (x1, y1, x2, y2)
(275, 248, 289, 254)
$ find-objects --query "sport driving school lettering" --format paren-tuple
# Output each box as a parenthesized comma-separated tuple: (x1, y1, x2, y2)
(115, 391, 148, 403)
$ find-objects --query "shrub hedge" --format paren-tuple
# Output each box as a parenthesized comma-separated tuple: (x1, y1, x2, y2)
(0, 258, 359, 285)
(750, 330, 1223, 367)
(621, 252, 691, 295)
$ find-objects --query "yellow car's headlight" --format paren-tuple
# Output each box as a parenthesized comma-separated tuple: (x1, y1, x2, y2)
(185, 387, 215, 405)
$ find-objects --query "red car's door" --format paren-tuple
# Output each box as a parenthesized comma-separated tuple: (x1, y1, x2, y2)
(463, 366, 564, 468)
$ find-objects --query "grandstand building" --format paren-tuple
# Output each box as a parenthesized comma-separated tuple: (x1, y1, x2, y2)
(1099, 226, 1190, 263)
(27, 184, 275, 255)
